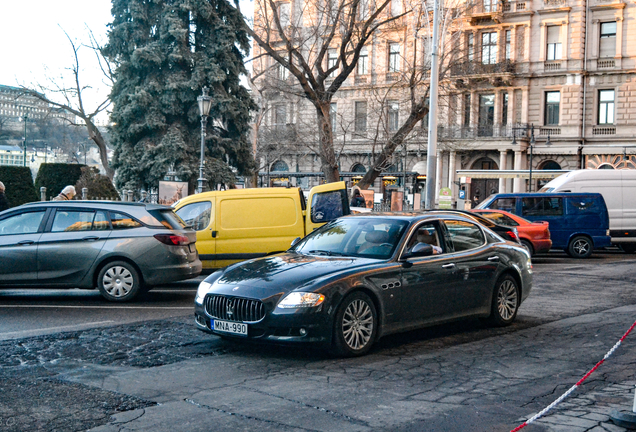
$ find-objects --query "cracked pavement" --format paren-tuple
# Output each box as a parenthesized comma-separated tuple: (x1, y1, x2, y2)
(1, 254, 636, 431)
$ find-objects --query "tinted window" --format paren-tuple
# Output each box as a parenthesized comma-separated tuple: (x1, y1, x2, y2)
(489, 198, 516, 213)
(445, 220, 485, 252)
(52, 211, 97, 232)
(93, 211, 110, 231)
(150, 209, 188, 230)
(175, 202, 211, 231)
(110, 212, 142, 229)
(311, 190, 345, 223)
(521, 197, 563, 217)
(406, 223, 444, 254)
(0, 211, 45, 235)
(478, 211, 519, 226)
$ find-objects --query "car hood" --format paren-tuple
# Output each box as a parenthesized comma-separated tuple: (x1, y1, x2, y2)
(212, 253, 377, 295)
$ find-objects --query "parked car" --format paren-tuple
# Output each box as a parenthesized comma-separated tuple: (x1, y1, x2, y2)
(0, 201, 202, 301)
(476, 192, 611, 258)
(539, 169, 636, 253)
(194, 212, 533, 356)
(424, 209, 521, 244)
(472, 209, 552, 256)
(173, 182, 350, 270)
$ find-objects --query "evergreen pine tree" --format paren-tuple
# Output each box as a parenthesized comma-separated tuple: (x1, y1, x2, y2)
(105, 0, 256, 193)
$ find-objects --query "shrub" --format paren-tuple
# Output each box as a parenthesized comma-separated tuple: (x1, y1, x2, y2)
(75, 167, 120, 200)
(35, 163, 85, 199)
(0, 166, 38, 207)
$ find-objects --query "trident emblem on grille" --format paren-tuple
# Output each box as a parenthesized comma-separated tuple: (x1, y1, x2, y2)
(226, 302, 234, 318)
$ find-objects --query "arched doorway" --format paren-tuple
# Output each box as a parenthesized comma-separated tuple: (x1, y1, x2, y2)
(470, 158, 499, 207)
(537, 160, 561, 190)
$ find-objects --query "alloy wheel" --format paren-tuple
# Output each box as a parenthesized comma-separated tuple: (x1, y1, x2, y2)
(341, 299, 374, 350)
(497, 279, 518, 321)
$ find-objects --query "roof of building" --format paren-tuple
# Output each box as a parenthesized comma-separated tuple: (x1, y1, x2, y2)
(0, 145, 23, 152)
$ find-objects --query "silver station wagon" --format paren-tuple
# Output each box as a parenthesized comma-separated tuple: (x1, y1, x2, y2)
(0, 201, 202, 301)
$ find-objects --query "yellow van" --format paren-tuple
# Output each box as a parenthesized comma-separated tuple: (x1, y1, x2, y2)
(173, 182, 350, 269)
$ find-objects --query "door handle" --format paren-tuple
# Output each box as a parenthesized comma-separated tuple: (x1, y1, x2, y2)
(488, 256, 500, 262)
(82, 236, 100, 241)
(211, 230, 218, 238)
(441, 263, 456, 269)
(17, 240, 35, 245)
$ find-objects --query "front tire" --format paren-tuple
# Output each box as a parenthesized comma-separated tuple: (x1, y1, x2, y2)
(97, 261, 142, 302)
(331, 292, 377, 357)
(567, 236, 593, 258)
(487, 274, 519, 327)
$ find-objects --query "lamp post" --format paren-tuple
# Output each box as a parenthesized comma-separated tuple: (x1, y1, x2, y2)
(511, 124, 536, 192)
(197, 86, 213, 194)
(23, 114, 28, 167)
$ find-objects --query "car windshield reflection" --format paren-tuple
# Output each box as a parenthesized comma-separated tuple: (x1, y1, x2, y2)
(294, 218, 408, 259)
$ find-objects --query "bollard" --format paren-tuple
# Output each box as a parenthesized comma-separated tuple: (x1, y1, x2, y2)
(40, 187, 47, 202)
(609, 386, 636, 428)
(82, 187, 88, 200)
(121, 190, 128, 202)
(127, 190, 133, 202)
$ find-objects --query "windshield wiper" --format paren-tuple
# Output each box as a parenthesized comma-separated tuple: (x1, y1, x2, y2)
(307, 250, 344, 256)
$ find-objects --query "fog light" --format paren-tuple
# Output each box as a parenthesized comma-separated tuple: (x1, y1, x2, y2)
(299, 328, 307, 336)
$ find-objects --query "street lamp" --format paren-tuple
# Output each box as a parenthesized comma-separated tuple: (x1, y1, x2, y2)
(197, 86, 213, 194)
(23, 113, 28, 167)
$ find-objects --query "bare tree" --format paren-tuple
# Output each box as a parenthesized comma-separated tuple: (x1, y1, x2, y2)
(20, 29, 114, 179)
(240, 0, 406, 182)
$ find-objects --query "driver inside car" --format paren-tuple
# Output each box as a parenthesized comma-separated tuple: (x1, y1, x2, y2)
(408, 226, 442, 254)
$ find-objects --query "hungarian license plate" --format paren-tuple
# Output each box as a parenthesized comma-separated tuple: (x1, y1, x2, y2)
(213, 319, 248, 336)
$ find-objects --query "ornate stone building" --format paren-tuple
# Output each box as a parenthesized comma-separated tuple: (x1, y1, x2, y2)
(251, 0, 636, 207)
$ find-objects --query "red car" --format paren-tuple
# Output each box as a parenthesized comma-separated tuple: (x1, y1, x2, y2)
(473, 209, 552, 256)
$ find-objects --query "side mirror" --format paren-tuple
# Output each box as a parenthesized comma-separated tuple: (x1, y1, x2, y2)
(290, 237, 301, 248)
(402, 242, 434, 260)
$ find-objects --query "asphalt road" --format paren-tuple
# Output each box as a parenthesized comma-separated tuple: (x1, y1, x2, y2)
(1, 249, 636, 432)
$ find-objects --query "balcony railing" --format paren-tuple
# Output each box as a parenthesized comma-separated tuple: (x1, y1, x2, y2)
(450, 60, 516, 76)
(543, 0, 567, 7)
(597, 59, 616, 69)
(437, 123, 528, 140)
(592, 126, 616, 135)
(544, 61, 562, 71)
(538, 127, 560, 136)
(503, 1, 529, 12)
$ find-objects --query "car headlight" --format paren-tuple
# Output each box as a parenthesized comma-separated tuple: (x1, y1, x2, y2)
(195, 281, 213, 305)
(278, 292, 325, 309)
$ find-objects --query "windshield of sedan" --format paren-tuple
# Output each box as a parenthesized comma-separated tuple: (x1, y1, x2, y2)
(293, 217, 408, 259)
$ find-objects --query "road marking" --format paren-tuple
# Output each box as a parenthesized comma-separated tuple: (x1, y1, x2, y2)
(0, 305, 193, 309)
(0, 320, 117, 338)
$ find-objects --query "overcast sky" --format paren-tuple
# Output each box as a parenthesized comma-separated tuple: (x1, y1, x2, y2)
(0, 0, 253, 117)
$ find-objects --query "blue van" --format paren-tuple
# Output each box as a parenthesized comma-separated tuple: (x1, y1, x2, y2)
(475, 193, 611, 258)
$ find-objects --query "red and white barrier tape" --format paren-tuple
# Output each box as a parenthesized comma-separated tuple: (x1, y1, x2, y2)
(510, 318, 636, 432)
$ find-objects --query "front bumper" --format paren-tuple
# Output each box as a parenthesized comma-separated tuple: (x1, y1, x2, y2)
(194, 299, 332, 346)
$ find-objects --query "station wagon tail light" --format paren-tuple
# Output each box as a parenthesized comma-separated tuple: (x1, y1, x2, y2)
(278, 292, 325, 308)
(154, 233, 190, 246)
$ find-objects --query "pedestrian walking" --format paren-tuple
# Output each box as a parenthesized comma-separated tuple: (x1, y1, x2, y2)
(52, 185, 76, 201)
(0, 181, 10, 211)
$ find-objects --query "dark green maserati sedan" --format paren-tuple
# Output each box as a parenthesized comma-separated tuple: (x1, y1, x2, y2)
(194, 212, 533, 356)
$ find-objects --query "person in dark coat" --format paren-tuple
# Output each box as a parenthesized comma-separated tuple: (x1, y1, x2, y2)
(0, 181, 10, 212)
(351, 188, 366, 208)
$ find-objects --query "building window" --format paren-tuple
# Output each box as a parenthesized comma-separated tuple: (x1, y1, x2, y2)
(355, 101, 367, 132)
(271, 160, 289, 172)
(388, 43, 400, 72)
(358, 47, 368, 75)
(544, 91, 560, 125)
(278, 2, 290, 27)
(546, 26, 562, 60)
(502, 92, 508, 126)
(330, 103, 337, 133)
(274, 104, 287, 129)
(387, 101, 399, 132)
(598, 90, 615, 124)
(391, 0, 402, 16)
(483, 0, 496, 12)
(327, 49, 338, 77)
(359, 0, 369, 20)
(278, 63, 288, 80)
(478, 94, 495, 136)
(600, 22, 617, 58)
(467, 33, 474, 62)
(505, 30, 511, 60)
(481, 32, 497, 65)
(463, 94, 471, 127)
